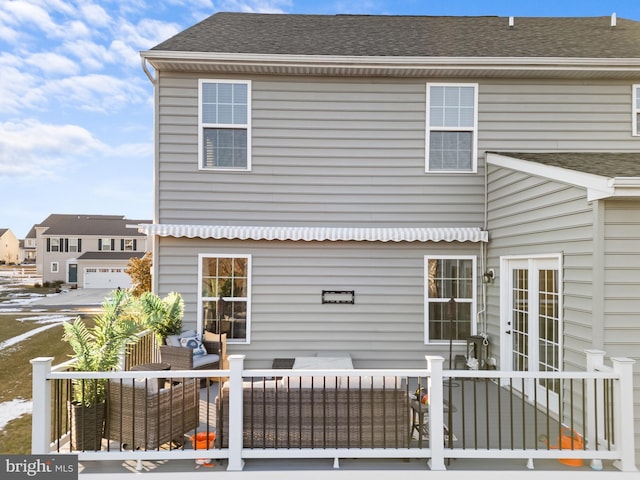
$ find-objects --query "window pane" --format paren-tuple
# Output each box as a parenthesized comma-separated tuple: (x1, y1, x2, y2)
(203, 129, 247, 168)
(429, 132, 472, 170)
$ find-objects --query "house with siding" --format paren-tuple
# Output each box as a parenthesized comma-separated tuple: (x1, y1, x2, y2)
(0, 228, 20, 264)
(139, 13, 640, 465)
(34, 214, 151, 288)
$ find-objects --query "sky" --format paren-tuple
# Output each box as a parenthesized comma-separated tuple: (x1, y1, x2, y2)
(2, 1, 640, 239)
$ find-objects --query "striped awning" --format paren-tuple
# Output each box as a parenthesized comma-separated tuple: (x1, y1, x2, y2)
(138, 224, 488, 243)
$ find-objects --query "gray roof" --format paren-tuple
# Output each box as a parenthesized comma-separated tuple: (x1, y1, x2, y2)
(152, 13, 640, 58)
(37, 214, 151, 236)
(0, 229, 8, 237)
(490, 152, 640, 178)
(77, 251, 146, 261)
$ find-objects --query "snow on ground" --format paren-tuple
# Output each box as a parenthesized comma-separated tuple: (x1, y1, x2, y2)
(0, 398, 33, 430)
(0, 316, 72, 351)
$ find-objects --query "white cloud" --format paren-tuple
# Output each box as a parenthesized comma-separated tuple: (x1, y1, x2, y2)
(219, 0, 292, 13)
(44, 73, 147, 112)
(0, 57, 42, 113)
(80, 2, 111, 28)
(0, 119, 106, 180)
(1, 1, 57, 31)
(25, 51, 80, 75)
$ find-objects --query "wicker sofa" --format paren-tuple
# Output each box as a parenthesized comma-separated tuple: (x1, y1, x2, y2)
(105, 378, 199, 450)
(215, 361, 409, 449)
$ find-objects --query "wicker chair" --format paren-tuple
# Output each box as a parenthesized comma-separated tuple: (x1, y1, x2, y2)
(159, 333, 227, 371)
(105, 378, 199, 450)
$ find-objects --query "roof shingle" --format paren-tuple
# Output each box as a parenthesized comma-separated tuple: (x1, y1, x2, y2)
(151, 13, 640, 58)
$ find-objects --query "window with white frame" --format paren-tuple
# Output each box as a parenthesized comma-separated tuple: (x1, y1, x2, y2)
(100, 238, 112, 251)
(633, 85, 640, 136)
(424, 256, 476, 343)
(199, 254, 251, 343)
(68, 238, 79, 253)
(51, 262, 59, 273)
(199, 80, 251, 170)
(426, 83, 478, 172)
(50, 238, 60, 252)
(123, 239, 135, 251)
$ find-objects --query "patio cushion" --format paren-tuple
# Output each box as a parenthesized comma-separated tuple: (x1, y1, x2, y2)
(180, 335, 207, 356)
(193, 352, 220, 368)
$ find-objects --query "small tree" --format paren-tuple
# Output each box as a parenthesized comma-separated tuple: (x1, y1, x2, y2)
(126, 252, 152, 297)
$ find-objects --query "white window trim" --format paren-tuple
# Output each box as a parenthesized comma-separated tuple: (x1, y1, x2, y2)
(101, 238, 112, 251)
(197, 253, 252, 344)
(50, 238, 60, 252)
(633, 84, 640, 136)
(51, 262, 59, 273)
(124, 239, 134, 251)
(198, 79, 252, 171)
(68, 238, 79, 253)
(423, 254, 477, 344)
(425, 82, 478, 173)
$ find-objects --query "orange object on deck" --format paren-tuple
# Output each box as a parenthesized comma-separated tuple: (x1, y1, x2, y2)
(190, 432, 216, 467)
(540, 428, 584, 467)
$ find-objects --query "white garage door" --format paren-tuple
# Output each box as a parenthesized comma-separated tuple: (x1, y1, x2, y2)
(84, 267, 132, 289)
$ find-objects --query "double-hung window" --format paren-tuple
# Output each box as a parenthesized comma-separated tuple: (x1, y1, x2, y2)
(424, 256, 476, 343)
(199, 80, 251, 170)
(633, 85, 640, 136)
(426, 83, 478, 172)
(199, 254, 251, 343)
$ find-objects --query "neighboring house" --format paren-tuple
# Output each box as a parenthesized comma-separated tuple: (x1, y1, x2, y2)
(0, 228, 19, 264)
(34, 214, 151, 288)
(20, 226, 37, 263)
(140, 13, 640, 463)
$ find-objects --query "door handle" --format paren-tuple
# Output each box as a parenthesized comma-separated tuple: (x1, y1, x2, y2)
(505, 330, 511, 334)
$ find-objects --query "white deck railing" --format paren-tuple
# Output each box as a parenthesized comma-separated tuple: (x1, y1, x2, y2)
(30, 350, 637, 473)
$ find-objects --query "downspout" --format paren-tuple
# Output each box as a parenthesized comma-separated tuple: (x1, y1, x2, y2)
(140, 55, 159, 293)
(141, 57, 156, 85)
(476, 153, 489, 338)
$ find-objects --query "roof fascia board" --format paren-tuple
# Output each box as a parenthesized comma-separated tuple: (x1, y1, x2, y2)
(140, 51, 640, 72)
(486, 152, 614, 201)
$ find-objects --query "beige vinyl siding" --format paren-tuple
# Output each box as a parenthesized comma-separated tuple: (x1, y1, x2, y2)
(486, 166, 595, 371)
(155, 235, 481, 368)
(157, 74, 485, 228)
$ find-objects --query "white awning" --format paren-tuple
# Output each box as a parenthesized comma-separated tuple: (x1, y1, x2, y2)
(138, 224, 488, 243)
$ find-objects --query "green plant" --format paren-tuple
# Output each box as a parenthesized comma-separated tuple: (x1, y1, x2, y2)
(139, 291, 184, 344)
(62, 289, 141, 406)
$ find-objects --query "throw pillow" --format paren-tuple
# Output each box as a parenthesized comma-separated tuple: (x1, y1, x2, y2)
(180, 335, 207, 356)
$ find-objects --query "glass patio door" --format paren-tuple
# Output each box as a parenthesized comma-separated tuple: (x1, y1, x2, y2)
(501, 256, 562, 411)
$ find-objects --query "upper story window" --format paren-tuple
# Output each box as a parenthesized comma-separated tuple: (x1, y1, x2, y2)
(122, 239, 136, 251)
(68, 238, 79, 253)
(199, 80, 251, 171)
(100, 238, 114, 251)
(633, 85, 640, 136)
(49, 238, 60, 252)
(424, 255, 476, 344)
(426, 83, 478, 173)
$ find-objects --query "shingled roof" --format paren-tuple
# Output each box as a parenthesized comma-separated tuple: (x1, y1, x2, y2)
(36, 214, 151, 236)
(151, 13, 640, 58)
(490, 152, 640, 177)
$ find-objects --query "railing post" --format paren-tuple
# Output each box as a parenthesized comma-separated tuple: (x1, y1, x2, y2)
(585, 349, 605, 470)
(227, 354, 245, 471)
(611, 357, 638, 472)
(426, 355, 446, 471)
(30, 357, 53, 454)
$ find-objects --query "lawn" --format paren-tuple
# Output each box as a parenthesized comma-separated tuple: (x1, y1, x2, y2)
(0, 313, 88, 454)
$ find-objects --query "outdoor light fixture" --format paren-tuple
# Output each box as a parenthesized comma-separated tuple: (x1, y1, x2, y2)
(483, 269, 495, 284)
